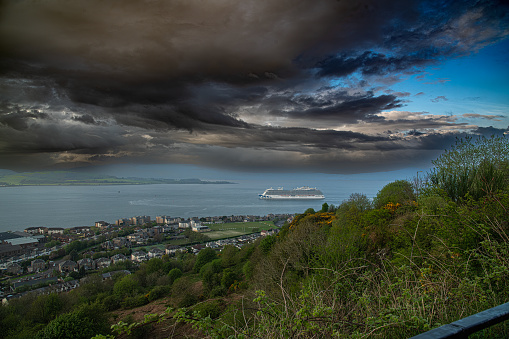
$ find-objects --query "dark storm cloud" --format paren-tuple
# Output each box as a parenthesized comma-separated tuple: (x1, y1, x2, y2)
(316, 52, 429, 78)
(265, 91, 402, 123)
(0, 104, 49, 131)
(473, 126, 509, 136)
(0, 0, 508, 172)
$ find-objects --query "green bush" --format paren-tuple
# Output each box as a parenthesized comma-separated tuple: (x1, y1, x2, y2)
(373, 180, 415, 208)
(168, 268, 183, 284)
(193, 300, 223, 319)
(121, 295, 149, 309)
(36, 304, 109, 339)
(147, 285, 170, 302)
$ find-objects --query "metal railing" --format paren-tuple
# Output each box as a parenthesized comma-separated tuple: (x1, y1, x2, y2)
(410, 302, 509, 338)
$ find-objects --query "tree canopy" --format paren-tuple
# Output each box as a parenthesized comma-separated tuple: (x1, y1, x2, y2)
(428, 135, 509, 201)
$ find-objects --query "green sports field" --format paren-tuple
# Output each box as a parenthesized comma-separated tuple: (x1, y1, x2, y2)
(204, 221, 275, 240)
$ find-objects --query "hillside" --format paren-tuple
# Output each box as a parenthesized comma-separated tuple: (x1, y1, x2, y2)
(0, 170, 234, 186)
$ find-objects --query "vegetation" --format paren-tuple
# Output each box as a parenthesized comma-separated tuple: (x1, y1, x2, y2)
(1, 135, 508, 338)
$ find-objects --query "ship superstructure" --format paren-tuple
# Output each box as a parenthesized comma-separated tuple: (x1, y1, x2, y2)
(259, 187, 325, 200)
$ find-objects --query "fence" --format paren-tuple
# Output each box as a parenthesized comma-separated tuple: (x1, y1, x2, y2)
(410, 302, 509, 338)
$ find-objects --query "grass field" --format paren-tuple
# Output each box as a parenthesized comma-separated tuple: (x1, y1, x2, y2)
(204, 221, 275, 240)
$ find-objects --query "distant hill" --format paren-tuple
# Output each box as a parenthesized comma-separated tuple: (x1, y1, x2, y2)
(0, 170, 235, 186)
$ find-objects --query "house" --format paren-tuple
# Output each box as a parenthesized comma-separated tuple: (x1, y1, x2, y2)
(165, 245, 183, 255)
(112, 237, 130, 248)
(24, 227, 47, 235)
(47, 227, 65, 235)
(5, 263, 23, 275)
(29, 259, 46, 273)
(131, 251, 148, 263)
(102, 241, 115, 250)
(148, 248, 164, 259)
(95, 257, 111, 269)
(77, 258, 95, 270)
(101, 270, 131, 280)
(59, 260, 77, 273)
(69, 226, 91, 234)
(111, 253, 127, 264)
(191, 244, 206, 254)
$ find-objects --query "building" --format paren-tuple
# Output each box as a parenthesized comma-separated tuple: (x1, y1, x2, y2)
(131, 251, 148, 263)
(130, 216, 151, 226)
(0, 243, 23, 258)
(116, 218, 130, 226)
(192, 225, 210, 232)
(47, 227, 65, 235)
(29, 259, 46, 273)
(95, 221, 109, 229)
(165, 245, 182, 255)
(69, 226, 92, 234)
(148, 248, 164, 259)
(5, 237, 40, 250)
(24, 227, 48, 235)
(156, 216, 170, 225)
(5, 263, 23, 275)
(95, 257, 111, 269)
(111, 253, 127, 264)
(59, 260, 77, 273)
(112, 237, 130, 248)
(77, 258, 95, 270)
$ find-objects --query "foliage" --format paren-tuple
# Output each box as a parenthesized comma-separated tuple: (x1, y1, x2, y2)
(259, 235, 277, 254)
(183, 228, 211, 243)
(36, 304, 110, 339)
(193, 247, 218, 272)
(373, 179, 415, 208)
(113, 274, 142, 298)
(167, 267, 183, 284)
(428, 135, 509, 202)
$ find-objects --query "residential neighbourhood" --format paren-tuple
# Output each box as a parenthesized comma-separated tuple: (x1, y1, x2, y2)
(0, 213, 290, 303)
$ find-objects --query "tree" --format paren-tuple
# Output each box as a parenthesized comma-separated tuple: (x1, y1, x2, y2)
(220, 245, 239, 267)
(320, 203, 329, 213)
(193, 247, 217, 272)
(338, 193, 372, 214)
(36, 304, 109, 339)
(28, 293, 64, 324)
(373, 180, 415, 209)
(428, 135, 509, 201)
(260, 235, 277, 255)
(168, 268, 183, 284)
(113, 274, 141, 298)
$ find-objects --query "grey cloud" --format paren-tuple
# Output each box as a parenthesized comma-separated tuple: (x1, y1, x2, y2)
(463, 113, 503, 120)
(431, 96, 448, 102)
(72, 114, 97, 124)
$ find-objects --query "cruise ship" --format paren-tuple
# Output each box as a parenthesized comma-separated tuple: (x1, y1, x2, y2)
(259, 187, 325, 200)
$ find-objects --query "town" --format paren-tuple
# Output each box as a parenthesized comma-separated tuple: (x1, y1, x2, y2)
(0, 213, 292, 304)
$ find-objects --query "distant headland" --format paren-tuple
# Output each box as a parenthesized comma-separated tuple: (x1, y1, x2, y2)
(0, 169, 235, 187)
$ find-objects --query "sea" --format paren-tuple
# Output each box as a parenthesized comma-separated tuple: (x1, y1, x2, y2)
(0, 177, 396, 232)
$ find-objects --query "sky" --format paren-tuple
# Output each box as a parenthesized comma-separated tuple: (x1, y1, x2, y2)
(0, 0, 508, 176)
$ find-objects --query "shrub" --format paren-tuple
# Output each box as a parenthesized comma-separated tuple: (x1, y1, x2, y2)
(373, 180, 415, 208)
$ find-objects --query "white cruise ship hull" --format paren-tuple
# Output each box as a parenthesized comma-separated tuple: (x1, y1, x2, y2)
(259, 194, 325, 200)
(259, 186, 325, 200)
